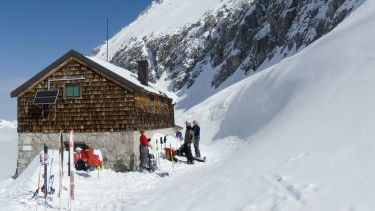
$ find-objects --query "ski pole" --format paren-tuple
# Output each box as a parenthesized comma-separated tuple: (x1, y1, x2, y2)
(43, 143, 48, 209)
(170, 144, 174, 173)
(156, 139, 160, 169)
(32, 155, 42, 199)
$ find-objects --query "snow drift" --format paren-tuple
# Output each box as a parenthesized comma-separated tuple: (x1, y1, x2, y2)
(167, 0, 375, 209)
(0, 119, 17, 180)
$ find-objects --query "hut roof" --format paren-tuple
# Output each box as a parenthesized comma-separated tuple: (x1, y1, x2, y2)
(10, 49, 170, 98)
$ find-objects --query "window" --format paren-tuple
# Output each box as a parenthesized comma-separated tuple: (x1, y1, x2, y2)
(149, 97, 154, 110)
(160, 100, 164, 111)
(66, 84, 80, 98)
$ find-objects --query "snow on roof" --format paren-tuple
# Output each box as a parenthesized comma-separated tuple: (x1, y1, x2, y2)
(86, 56, 171, 98)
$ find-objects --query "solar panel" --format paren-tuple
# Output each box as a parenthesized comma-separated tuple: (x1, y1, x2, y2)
(33, 90, 59, 105)
(35, 90, 59, 98)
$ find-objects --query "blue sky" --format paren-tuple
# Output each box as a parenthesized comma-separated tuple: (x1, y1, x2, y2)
(0, 0, 152, 120)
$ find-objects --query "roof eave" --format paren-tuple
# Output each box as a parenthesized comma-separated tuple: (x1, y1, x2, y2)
(9, 49, 152, 98)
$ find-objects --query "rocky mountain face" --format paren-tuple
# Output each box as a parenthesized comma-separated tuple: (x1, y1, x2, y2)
(92, 0, 363, 91)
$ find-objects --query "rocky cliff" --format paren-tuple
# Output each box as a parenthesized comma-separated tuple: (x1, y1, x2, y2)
(92, 0, 363, 91)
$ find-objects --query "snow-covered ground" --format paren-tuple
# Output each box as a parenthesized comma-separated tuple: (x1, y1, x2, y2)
(0, 134, 222, 210)
(0, 119, 17, 180)
(2, 0, 375, 210)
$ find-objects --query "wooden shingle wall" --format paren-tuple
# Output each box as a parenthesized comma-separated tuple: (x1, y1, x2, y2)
(18, 59, 135, 133)
(134, 93, 174, 130)
(17, 57, 174, 133)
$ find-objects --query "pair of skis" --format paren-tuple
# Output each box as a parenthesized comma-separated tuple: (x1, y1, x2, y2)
(58, 130, 75, 211)
(32, 144, 52, 199)
(58, 130, 74, 211)
(68, 130, 75, 211)
(32, 143, 54, 210)
(32, 130, 75, 211)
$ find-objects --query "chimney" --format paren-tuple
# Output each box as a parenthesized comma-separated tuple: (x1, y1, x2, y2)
(137, 60, 149, 86)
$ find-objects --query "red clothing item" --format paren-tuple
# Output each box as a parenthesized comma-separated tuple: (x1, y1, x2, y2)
(87, 147, 102, 167)
(140, 134, 149, 146)
(73, 150, 87, 162)
(73, 152, 78, 163)
(80, 150, 87, 160)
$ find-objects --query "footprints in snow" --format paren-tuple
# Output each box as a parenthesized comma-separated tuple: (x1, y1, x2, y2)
(262, 174, 319, 209)
(288, 152, 309, 162)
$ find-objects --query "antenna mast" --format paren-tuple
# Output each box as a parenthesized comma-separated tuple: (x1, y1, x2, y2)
(106, 17, 109, 62)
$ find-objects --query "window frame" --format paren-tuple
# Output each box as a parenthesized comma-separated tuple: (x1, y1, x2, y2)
(149, 97, 154, 111)
(65, 84, 82, 99)
(160, 100, 165, 112)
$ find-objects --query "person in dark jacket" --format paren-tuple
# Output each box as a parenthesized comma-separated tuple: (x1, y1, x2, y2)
(139, 129, 150, 171)
(183, 120, 195, 164)
(193, 120, 201, 158)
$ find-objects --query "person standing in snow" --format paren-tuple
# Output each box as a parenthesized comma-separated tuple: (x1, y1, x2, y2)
(193, 120, 201, 158)
(183, 121, 195, 164)
(176, 129, 182, 140)
(139, 129, 150, 171)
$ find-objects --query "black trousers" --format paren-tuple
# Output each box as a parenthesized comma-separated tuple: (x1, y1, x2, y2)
(182, 143, 193, 162)
(75, 159, 88, 171)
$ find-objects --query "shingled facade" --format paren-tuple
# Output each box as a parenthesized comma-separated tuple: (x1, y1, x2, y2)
(11, 50, 175, 174)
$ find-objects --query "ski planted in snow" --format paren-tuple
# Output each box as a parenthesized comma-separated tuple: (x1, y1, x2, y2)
(58, 132, 63, 210)
(31, 153, 43, 198)
(60, 131, 64, 175)
(156, 139, 160, 169)
(48, 143, 56, 197)
(43, 144, 48, 200)
(69, 130, 75, 211)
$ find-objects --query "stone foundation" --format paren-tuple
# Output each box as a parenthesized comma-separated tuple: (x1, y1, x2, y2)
(17, 127, 176, 175)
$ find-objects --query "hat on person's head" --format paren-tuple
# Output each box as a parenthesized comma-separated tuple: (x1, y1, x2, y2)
(76, 147, 82, 151)
(185, 120, 191, 124)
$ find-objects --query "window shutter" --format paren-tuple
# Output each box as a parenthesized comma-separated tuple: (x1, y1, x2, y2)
(73, 85, 80, 97)
(66, 85, 73, 97)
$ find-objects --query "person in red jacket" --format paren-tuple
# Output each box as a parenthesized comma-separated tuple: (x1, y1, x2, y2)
(139, 129, 150, 171)
(74, 147, 87, 163)
(74, 147, 88, 171)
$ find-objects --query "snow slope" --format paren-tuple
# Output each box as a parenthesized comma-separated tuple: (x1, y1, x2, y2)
(94, 0, 244, 61)
(170, 0, 375, 209)
(1, 0, 375, 210)
(0, 119, 17, 180)
(93, 0, 362, 92)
